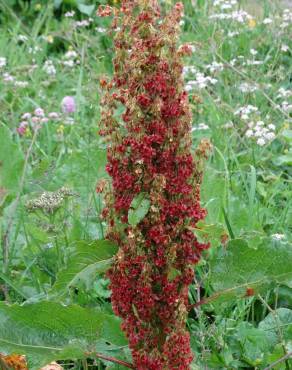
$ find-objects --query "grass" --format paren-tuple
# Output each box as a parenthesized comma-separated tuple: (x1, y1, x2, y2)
(0, 0, 291, 369)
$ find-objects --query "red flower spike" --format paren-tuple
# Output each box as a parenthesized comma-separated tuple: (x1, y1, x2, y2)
(99, 1, 210, 369)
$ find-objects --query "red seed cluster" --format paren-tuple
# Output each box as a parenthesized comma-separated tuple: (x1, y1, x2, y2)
(99, 1, 210, 369)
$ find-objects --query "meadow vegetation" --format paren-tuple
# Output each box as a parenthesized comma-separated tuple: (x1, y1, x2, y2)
(0, 0, 291, 369)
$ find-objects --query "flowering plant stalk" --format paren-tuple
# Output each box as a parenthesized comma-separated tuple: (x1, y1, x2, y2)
(99, 1, 210, 369)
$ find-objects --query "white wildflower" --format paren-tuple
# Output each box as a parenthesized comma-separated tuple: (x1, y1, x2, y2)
(272, 233, 285, 240)
(65, 11, 75, 17)
(257, 137, 266, 146)
(43, 60, 56, 76)
(0, 57, 6, 68)
(206, 61, 224, 73)
(262, 18, 273, 25)
(14, 81, 29, 88)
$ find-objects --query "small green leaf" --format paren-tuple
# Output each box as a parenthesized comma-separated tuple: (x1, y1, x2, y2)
(168, 268, 181, 281)
(128, 193, 150, 226)
(189, 221, 226, 247)
(77, 3, 95, 16)
(54, 0, 63, 8)
(281, 129, 292, 142)
(273, 152, 292, 166)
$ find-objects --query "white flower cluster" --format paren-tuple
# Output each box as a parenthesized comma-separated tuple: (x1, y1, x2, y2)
(74, 18, 93, 28)
(213, 0, 237, 10)
(235, 105, 258, 120)
(239, 82, 258, 93)
(276, 87, 292, 112)
(184, 66, 217, 90)
(262, 18, 273, 25)
(14, 81, 29, 87)
(206, 61, 224, 73)
(186, 72, 217, 90)
(43, 60, 56, 76)
(210, 10, 252, 23)
(281, 44, 289, 52)
(277, 87, 292, 99)
(2, 72, 28, 88)
(271, 233, 285, 241)
(17, 34, 28, 42)
(28, 45, 42, 54)
(281, 8, 292, 29)
(235, 105, 276, 146)
(183, 66, 197, 76)
(61, 50, 79, 68)
(245, 121, 275, 146)
(64, 11, 75, 18)
(96, 27, 107, 33)
(192, 123, 210, 131)
(228, 31, 240, 37)
(279, 101, 292, 113)
(0, 57, 7, 68)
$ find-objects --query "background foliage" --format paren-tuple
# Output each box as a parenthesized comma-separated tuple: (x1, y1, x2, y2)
(0, 0, 291, 368)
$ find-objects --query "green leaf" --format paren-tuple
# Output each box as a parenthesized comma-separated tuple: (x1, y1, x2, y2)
(189, 221, 227, 247)
(235, 322, 271, 366)
(167, 268, 181, 281)
(50, 240, 118, 297)
(54, 0, 63, 8)
(281, 129, 292, 143)
(0, 124, 24, 196)
(273, 152, 292, 166)
(53, 148, 107, 196)
(0, 301, 127, 370)
(259, 308, 292, 345)
(128, 193, 150, 227)
(77, 3, 95, 16)
(209, 238, 292, 302)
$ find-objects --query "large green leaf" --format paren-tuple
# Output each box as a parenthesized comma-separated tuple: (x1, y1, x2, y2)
(0, 301, 127, 370)
(50, 240, 118, 297)
(208, 238, 292, 302)
(0, 124, 24, 198)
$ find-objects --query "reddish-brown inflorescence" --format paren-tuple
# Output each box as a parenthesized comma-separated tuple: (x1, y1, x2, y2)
(99, 1, 210, 369)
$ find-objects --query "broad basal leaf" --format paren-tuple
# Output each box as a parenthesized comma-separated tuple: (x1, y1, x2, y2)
(0, 301, 127, 370)
(50, 240, 118, 297)
(209, 237, 292, 302)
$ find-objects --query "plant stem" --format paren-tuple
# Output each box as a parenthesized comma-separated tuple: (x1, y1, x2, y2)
(264, 352, 292, 370)
(87, 352, 135, 369)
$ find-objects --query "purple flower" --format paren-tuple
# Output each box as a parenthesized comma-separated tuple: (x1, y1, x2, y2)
(34, 107, 45, 117)
(17, 121, 28, 136)
(61, 96, 76, 114)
